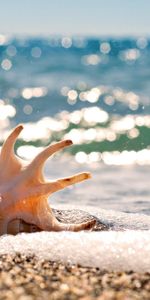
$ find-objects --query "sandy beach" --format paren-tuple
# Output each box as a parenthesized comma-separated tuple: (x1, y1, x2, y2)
(0, 254, 149, 300)
(1, 2, 150, 299)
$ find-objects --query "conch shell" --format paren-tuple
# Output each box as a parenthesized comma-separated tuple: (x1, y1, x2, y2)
(0, 125, 96, 235)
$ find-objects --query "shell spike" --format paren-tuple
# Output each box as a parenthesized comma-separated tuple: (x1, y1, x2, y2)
(54, 219, 96, 232)
(31, 172, 91, 197)
(54, 172, 91, 192)
(0, 125, 23, 181)
(25, 140, 73, 179)
(0, 124, 23, 160)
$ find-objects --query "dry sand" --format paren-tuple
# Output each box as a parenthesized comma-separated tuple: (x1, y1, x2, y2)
(0, 254, 149, 300)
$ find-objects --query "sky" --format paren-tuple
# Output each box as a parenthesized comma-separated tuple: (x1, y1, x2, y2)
(0, 0, 150, 37)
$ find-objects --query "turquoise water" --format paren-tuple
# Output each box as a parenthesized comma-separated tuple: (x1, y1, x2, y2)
(0, 35, 150, 215)
(0, 36, 150, 153)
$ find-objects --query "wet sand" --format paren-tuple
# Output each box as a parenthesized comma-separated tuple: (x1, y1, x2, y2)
(0, 254, 149, 300)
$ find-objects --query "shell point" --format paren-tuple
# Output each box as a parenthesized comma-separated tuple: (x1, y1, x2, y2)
(84, 172, 92, 180)
(65, 139, 73, 146)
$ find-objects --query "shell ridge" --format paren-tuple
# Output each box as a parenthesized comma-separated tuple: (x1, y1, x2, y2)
(0, 125, 95, 235)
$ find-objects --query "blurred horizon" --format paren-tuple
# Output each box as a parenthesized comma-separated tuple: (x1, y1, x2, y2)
(1, 33, 150, 39)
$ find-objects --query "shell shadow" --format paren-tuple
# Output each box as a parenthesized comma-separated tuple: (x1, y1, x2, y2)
(53, 209, 109, 231)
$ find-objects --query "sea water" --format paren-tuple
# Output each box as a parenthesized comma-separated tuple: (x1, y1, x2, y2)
(0, 35, 150, 271)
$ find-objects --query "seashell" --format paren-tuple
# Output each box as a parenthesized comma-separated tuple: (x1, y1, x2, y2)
(0, 125, 96, 235)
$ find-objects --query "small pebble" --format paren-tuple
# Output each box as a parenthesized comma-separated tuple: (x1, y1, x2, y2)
(0, 254, 149, 300)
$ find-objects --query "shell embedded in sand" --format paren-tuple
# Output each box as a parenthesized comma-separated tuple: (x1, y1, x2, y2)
(0, 125, 96, 235)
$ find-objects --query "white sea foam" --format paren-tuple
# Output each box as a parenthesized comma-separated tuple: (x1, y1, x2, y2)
(0, 230, 149, 272)
(0, 206, 150, 272)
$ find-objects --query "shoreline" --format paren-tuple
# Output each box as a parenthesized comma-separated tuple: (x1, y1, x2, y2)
(0, 254, 149, 300)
